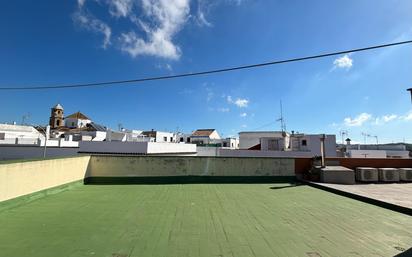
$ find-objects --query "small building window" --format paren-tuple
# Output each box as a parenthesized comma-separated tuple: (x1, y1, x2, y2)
(187, 138, 190, 143)
(180, 137, 184, 142)
(302, 140, 307, 146)
(0, 133, 5, 140)
(223, 142, 227, 147)
(170, 137, 173, 142)
(56, 120, 60, 126)
(163, 136, 167, 142)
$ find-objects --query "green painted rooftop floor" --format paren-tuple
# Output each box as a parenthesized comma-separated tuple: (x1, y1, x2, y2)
(0, 183, 411, 257)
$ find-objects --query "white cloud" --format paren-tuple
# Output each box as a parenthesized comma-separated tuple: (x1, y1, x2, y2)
(195, 0, 213, 27)
(74, 0, 244, 59)
(343, 113, 371, 127)
(240, 112, 247, 117)
(381, 114, 398, 123)
(400, 111, 412, 121)
(217, 107, 230, 112)
(119, 0, 190, 59)
(72, 4, 112, 48)
(205, 87, 214, 101)
(78, 0, 86, 7)
(156, 63, 173, 71)
(234, 98, 249, 108)
(227, 95, 249, 108)
(241, 124, 247, 128)
(108, 0, 134, 17)
(333, 54, 353, 70)
(374, 114, 398, 125)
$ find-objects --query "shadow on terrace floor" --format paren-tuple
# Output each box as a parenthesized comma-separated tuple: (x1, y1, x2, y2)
(269, 182, 304, 190)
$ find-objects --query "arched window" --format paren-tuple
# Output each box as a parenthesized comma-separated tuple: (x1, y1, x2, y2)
(56, 120, 60, 126)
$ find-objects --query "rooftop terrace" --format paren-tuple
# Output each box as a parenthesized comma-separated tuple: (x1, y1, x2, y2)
(1, 183, 411, 257)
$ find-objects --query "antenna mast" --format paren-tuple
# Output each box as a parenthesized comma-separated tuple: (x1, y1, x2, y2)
(277, 100, 286, 132)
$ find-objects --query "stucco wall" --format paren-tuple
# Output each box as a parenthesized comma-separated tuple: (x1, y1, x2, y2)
(0, 156, 90, 202)
(1, 155, 296, 202)
(87, 155, 295, 177)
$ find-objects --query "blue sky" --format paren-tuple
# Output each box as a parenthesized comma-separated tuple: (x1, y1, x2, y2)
(0, 0, 411, 143)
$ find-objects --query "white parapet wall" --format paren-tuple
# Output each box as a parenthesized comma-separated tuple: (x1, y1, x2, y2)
(86, 155, 295, 178)
(147, 142, 196, 154)
(0, 156, 90, 202)
(219, 149, 316, 158)
(79, 141, 197, 155)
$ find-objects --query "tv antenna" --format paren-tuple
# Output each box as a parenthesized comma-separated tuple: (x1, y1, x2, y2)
(21, 113, 31, 125)
(276, 100, 287, 132)
(339, 130, 348, 144)
(361, 132, 370, 144)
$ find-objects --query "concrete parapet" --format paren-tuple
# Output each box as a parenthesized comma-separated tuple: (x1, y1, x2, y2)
(320, 166, 355, 184)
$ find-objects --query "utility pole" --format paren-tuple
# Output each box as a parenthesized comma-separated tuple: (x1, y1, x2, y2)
(35, 125, 49, 158)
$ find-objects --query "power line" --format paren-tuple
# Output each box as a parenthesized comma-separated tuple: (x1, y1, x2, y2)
(1, 39, 411, 91)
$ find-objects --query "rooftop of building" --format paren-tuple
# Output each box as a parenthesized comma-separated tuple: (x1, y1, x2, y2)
(1, 182, 410, 256)
(66, 111, 90, 120)
(192, 129, 216, 136)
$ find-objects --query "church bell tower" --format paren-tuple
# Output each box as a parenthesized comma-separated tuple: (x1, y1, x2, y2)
(49, 103, 64, 129)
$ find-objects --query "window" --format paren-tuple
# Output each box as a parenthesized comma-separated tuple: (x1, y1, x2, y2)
(56, 120, 60, 126)
(302, 139, 307, 146)
(163, 136, 167, 142)
(180, 137, 184, 142)
(223, 142, 227, 147)
(187, 138, 190, 143)
(71, 122, 75, 127)
(170, 137, 173, 142)
(268, 139, 281, 151)
(0, 133, 5, 140)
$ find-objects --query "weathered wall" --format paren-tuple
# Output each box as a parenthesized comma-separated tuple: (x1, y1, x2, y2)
(1, 155, 297, 202)
(87, 155, 295, 177)
(0, 156, 90, 202)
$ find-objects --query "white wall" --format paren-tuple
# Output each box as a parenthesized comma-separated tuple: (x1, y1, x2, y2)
(239, 131, 286, 149)
(0, 146, 80, 160)
(219, 149, 316, 158)
(64, 118, 91, 128)
(147, 142, 196, 154)
(209, 130, 221, 140)
(197, 147, 220, 156)
(79, 141, 148, 153)
(303, 134, 336, 157)
(348, 150, 387, 158)
(348, 149, 410, 159)
(154, 131, 175, 143)
(79, 141, 196, 154)
(0, 124, 44, 145)
(386, 150, 410, 158)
